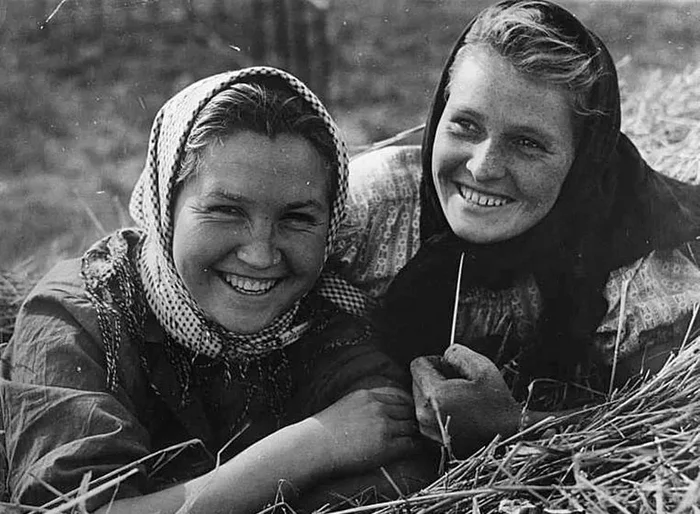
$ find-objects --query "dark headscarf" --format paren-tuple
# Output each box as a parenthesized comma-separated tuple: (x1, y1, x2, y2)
(381, 0, 700, 389)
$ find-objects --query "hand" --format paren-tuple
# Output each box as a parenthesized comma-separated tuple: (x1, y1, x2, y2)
(411, 345, 521, 457)
(311, 386, 419, 475)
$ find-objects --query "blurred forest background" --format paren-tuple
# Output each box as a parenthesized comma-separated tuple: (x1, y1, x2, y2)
(1, 0, 700, 273)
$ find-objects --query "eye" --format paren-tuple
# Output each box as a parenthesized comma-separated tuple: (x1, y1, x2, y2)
(514, 136, 546, 153)
(209, 205, 246, 217)
(282, 211, 323, 230)
(452, 118, 482, 138)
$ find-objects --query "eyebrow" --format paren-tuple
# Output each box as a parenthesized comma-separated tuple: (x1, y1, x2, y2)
(203, 189, 247, 202)
(450, 106, 484, 124)
(450, 106, 558, 146)
(203, 189, 327, 211)
(286, 199, 327, 211)
(507, 124, 557, 146)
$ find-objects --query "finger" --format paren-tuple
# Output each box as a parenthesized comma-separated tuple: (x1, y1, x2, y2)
(410, 356, 447, 394)
(382, 402, 416, 421)
(414, 403, 440, 439)
(389, 419, 419, 437)
(443, 344, 495, 379)
(417, 422, 443, 445)
(368, 386, 413, 405)
(387, 435, 422, 457)
(412, 376, 427, 404)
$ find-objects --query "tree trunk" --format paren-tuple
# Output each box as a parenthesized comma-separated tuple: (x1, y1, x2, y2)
(251, 0, 266, 63)
(91, 0, 104, 36)
(289, 0, 311, 86)
(309, 4, 330, 102)
(147, 0, 161, 24)
(122, 0, 135, 28)
(215, 0, 228, 18)
(273, 0, 291, 68)
(32, 0, 49, 34)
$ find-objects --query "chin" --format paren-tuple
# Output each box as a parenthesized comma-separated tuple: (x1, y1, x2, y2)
(217, 315, 272, 334)
(455, 232, 502, 244)
(450, 223, 506, 244)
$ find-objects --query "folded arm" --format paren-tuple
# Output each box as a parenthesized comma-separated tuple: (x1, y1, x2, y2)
(2, 276, 418, 513)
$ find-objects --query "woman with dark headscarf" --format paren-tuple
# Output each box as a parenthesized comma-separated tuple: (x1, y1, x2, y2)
(1, 67, 423, 513)
(333, 0, 700, 457)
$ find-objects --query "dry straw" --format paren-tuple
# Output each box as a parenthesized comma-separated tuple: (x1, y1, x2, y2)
(1, 64, 700, 513)
(313, 65, 700, 514)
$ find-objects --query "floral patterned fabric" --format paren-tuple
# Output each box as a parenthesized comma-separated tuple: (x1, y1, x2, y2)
(332, 145, 700, 365)
(596, 246, 700, 363)
(332, 146, 422, 299)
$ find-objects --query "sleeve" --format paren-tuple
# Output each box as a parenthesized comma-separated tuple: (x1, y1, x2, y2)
(330, 145, 423, 300)
(0, 262, 152, 511)
(594, 246, 700, 372)
(287, 314, 438, 510)
(287, 313, 411, 420)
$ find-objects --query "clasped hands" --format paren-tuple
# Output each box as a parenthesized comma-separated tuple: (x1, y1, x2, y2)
(310, 345, 522, 475)
(411, 344, 522, 458)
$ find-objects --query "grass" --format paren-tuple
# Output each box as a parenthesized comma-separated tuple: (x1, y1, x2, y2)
(2, 0, 700, 512)
(2, 44, 700, 514)
(337, 310, 700, 513)
(2, 0, 700, 271)
(312, 50, 700, 513)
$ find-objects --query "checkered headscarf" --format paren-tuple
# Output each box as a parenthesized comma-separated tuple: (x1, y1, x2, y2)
(129, 67, 368, 359)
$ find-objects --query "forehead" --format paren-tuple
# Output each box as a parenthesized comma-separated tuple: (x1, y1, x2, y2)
(196, 131, 331, 203)
(446, 47, 574, 137)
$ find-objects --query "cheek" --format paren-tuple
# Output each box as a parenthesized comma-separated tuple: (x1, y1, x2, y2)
(310, 232, 329, 268)
(294, 230, 328, 277)
(171, 196, 193, 273)
(172, 219, 219, 284)
(518, 160, 570, 209)
(431, 132, 461, 189)
(171, 228, 201, 284)
(171, 220, 189, 276)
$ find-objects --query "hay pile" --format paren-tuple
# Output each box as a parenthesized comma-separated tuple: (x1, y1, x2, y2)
(319, 322, 700, 514)
(311, 66, 700, 514)
(1, 65, 699, 513)
(620, 64, 700, 185)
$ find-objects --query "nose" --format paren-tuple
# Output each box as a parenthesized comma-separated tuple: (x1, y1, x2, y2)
(467, 139, 506, 182)
(236, 222, 282, 269)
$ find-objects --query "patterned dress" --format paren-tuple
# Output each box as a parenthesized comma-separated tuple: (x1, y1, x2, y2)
(332, 146, 700, 380)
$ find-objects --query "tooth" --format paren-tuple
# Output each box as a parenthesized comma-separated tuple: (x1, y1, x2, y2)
(222, 273, 276, 294)
(459, 184, 511, 207)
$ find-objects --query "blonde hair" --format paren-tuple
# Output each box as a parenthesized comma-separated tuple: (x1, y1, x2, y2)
(449, 0, 604, 118)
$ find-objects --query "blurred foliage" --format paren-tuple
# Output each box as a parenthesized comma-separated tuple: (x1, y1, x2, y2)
(1, 0, 700, 270)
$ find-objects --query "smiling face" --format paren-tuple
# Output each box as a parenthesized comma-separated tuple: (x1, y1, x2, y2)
(432, 46, 576, 243)
(171, 131, 330, 334)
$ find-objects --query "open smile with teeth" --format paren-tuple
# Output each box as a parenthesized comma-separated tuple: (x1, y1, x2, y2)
(458, 184, 514, 207)
(220, 272, 280, 295)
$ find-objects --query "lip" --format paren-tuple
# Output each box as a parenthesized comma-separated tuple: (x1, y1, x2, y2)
(217, 270, 283, 281)
(454, 182, 515, 207)
(216, 270, 283, 296)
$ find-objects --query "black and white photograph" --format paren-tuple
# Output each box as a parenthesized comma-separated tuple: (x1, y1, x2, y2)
(1, 1, 699, 512)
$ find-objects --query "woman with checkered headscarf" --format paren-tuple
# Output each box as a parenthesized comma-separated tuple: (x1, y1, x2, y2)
(1, 68, 424, 513)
